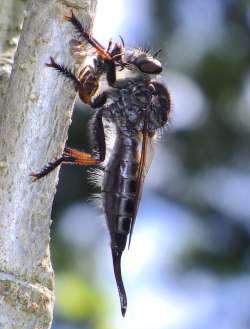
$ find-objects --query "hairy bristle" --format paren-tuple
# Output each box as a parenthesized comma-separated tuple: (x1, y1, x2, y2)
(46, 57, 80, 87)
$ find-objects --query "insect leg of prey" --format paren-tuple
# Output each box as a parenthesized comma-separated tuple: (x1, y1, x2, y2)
(64, 10, 126, 86)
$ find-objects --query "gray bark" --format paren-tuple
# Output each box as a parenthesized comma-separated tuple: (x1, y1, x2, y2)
(0, 0, 97, 328)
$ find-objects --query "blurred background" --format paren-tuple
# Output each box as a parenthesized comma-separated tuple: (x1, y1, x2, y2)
(51, 1, 250, 329)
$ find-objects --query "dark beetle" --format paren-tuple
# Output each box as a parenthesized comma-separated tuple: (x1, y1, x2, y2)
(32, 11, 171, 316)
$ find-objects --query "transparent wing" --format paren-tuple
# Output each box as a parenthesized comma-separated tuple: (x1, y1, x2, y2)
(128, 127, 157, 247)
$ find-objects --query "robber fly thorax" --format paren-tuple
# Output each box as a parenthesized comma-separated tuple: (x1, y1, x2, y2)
(32, 11, 171, 317)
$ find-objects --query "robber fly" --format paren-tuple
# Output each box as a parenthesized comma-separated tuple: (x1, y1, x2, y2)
(32, 11, 171, 316)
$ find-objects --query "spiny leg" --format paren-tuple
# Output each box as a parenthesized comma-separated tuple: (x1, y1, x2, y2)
(46, 56, 80, 90)
(65, 10, 126, 65)
(31, 155, 67, 181)
(31, 110, 106, 181)
(65, 11, 116, 86)
(31, 148, 101, 181)
(64, 11, 126, 86)
(64, 10, 111, 61)
(46, 57, 103, 105)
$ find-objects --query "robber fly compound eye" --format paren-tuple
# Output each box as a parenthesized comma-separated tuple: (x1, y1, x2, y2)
(136, 57, 162, 74)
(127, 52, 162, 74)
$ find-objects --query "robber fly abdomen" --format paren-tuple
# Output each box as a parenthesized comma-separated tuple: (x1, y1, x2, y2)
(102, 136, 139, 242)
(102, 135, 140, 315)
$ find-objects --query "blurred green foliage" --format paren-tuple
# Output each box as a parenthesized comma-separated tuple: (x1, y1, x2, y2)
(56, 272, 109, 329)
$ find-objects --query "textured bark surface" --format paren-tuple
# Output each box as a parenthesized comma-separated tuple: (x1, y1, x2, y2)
(0, 0, 97, 328)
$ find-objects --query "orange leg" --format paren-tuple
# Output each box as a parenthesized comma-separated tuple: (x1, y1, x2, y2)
(31, 147, 102, 182)
(32, 109, 105, 181)
(64, 147, 101, 165)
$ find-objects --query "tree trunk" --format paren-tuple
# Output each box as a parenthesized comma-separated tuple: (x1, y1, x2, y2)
(0, 0, 26, 100)
(0, 0, 97, 328)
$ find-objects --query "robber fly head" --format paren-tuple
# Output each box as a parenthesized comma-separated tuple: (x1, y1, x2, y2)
(125, 48, 162, 75)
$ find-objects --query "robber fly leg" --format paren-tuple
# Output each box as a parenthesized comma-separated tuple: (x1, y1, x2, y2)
(64, 10, 111, 61)
(63, 110, 106, 165)
(30, 153, 74, 181)
(65, 11, 127, 88)
(46, 57, 80, 90)
(31, 110, 106, 181)
(31, 148, 101, 182)
(63, 110, 106, 167)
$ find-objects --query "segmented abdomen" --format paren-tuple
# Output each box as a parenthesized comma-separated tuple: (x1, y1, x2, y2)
(102, 134, 140, 251)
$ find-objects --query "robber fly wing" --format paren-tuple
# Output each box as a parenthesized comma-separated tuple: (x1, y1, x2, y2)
(128, 121, 156, 248)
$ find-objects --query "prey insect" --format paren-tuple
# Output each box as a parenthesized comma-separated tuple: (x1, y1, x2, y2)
(46, 11, 126, 107)
(32, 11, 171, 316)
